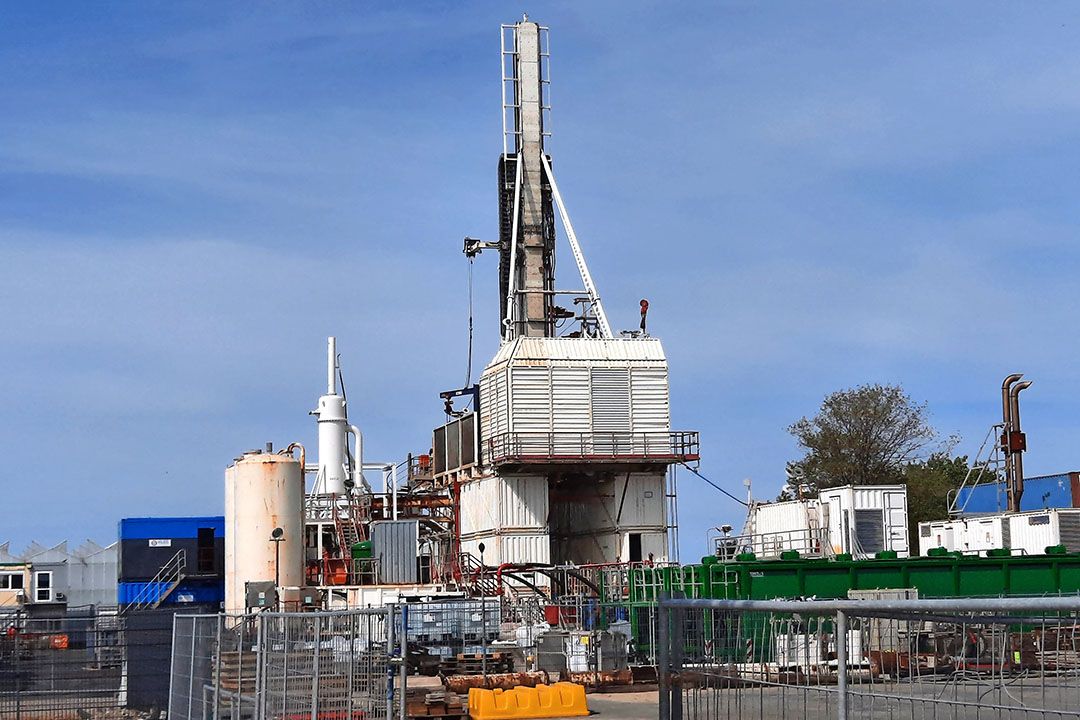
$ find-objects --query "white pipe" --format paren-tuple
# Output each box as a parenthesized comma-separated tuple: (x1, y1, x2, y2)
(540, 153, 613, 339)
(327, 336, 337, 395)
(389, 465, 398, 521)
(347, 424, 370, 493)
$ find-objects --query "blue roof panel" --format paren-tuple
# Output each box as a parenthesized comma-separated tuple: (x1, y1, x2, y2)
(118, 516, 225, 540)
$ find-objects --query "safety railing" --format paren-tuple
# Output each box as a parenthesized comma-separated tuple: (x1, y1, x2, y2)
(485, 430, 700, 465)
(712, 527, 834, 560)
(122, 548, 187, 612)
(656, 594, 1080, 720)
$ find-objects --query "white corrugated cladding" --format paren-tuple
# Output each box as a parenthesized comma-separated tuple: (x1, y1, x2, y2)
(459, 476, 549, 536)
(630, 368, 669, 432)
(511, 366, 552, 432)
(551, 367, 590, 432)
(461, 534, 551, 566)
(477, 337, 669, 446)
(752, 500, 821, 537)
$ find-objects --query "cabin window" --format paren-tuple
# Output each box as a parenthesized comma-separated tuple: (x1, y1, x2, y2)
(0, 573, 23, 590)
(35, 571, 52, 602)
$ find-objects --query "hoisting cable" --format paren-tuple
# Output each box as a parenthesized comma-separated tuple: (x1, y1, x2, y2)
(679, 462, 749, 507)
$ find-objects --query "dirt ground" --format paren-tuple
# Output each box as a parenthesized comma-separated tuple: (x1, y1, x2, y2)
(578, 690, 659, 719)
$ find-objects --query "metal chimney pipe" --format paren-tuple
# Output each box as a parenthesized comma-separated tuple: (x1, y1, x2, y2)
(1001, 374, 1023, 428)
(1009, 380, 1033, 511)
(1001, 373, 1023, 511)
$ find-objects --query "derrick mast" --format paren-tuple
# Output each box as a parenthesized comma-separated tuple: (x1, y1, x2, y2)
(498, 19, 556, 339)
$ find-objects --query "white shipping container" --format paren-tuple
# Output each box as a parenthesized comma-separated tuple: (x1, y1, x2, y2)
(460, 532, 551, 567)
(478, 337, 671, 459)
(918, 520, 956, 556)
(820, 485, 909, 558)
(961, 516, 1009, 554)
(1008, 509, 1080, 555)
(459, 475, 549, 536)
(746, 499, 828, 558)
(919, 516, 1009, 556)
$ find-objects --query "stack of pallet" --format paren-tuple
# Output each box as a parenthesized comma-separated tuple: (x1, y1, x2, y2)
(216, 650, 257, 697)
(405, 689, 467, 719)
(439, 651, 513, 675)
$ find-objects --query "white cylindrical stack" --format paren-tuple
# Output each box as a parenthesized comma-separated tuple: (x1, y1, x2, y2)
(315, 336, 349, 495)
(225, 450, 305, 615)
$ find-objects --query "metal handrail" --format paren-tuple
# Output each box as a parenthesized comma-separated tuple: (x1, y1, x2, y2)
(123, 549, 186, 612)
(486, 430, 700, 463)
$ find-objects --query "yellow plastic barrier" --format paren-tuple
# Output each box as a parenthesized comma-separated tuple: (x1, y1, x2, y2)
(468, 681, 589, 719)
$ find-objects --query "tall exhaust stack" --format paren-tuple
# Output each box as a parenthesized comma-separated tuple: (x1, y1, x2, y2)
(1001, 373, 1031, 513)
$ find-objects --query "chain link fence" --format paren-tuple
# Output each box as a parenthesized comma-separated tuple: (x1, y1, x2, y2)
(169, 608, 402, 720)
(657, 594, 1080, 720)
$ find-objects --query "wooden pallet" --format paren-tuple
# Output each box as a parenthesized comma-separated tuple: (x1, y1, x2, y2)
(407, 690, 467, 719)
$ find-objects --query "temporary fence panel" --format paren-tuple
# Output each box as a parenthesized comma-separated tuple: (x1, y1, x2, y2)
(0, 610, 176, 720)
(657, 594, 1080, 720)
(168, 608, 400, 720)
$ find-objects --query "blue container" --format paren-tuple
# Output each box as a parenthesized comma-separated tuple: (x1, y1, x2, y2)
(118, 516, 224, 582)
(118, 579, 224, 606)
(955, 473, 1078, 513)
(119, 516, 224, 540)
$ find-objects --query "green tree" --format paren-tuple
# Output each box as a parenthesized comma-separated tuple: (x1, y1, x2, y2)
(788, 384, 937, 492)
(903, 453, 971, 553)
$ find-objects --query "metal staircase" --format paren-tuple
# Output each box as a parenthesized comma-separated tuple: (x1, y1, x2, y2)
(459, 551, 500, 596)
(123, 549, 186, 612)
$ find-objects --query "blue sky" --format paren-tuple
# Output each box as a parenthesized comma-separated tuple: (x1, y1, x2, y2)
(3, 3, 1079, 559)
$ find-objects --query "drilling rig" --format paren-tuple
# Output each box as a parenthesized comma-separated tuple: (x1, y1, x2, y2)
(438, 18, 700, 582)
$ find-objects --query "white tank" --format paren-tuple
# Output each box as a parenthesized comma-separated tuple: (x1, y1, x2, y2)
(225, 450, 305, 614)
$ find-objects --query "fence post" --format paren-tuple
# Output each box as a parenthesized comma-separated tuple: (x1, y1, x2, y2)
(658, 592, 670, 720)
(188, 616, 198, 720)
(399, 605, 408, 720)
(386, 606, 395, 720)
(213, 616, 223, 720)
(670, 591, 685, 720)
(836, 610, 848, 720)
(310, 616, 321, 720)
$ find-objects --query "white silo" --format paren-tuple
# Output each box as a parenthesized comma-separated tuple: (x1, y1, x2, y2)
(225, 449, 305, 614)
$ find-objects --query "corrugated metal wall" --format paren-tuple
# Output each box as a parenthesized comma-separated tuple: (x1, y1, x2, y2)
(459, 476, 549, 536)
(370, 520, 419, 584)
(630, 367, 670, 432)
(551, 367, 590, 432)
(478, 338, 671, 447)
(460, 533, 550, 566)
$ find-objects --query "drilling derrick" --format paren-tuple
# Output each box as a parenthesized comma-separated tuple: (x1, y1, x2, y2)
(437, 19, 700, 585)
(498, 20, 555, 339)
